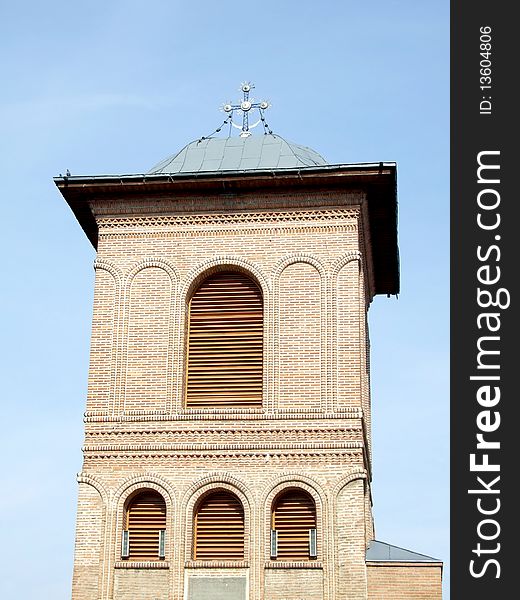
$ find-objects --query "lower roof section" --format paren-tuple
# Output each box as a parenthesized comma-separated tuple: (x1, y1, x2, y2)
(366, 540, 441, 563)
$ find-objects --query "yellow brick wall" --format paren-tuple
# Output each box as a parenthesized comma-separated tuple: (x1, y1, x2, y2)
(70, 193, 426, 600)
(124, 267, 171, 413)
(278, 262, 322, 411)
(264, 568, 324, 599)
(71, 481, 104, 600)
(335, 479, 369, 600)
(367, 563, 443, 600)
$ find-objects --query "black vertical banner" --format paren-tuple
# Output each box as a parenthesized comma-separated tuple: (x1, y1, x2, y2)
(451, 2, 516, 599)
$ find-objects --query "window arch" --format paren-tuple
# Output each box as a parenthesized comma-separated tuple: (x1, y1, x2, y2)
(271, 489, 317, 561)
(186, 270, 263, 408)
(122, 490, 166, 561)
(194, 490, 245, 560)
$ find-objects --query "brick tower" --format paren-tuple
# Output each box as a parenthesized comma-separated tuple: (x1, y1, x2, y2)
(55, 87, 442, 600)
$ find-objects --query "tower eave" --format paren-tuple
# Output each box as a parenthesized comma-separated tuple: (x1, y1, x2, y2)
(54, 162, 399, 295)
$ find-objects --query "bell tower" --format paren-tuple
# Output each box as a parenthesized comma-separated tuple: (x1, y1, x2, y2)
(55, 84, 441, 600)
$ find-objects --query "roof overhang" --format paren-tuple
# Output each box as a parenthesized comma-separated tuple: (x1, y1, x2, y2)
(54, 162, 399, 295)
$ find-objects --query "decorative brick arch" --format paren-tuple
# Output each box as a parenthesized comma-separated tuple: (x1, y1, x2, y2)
(183, 472, 253, 503)
(330, 251, 362, 279)
(262, 472, 326, 504)
(261, 474, 327, 563)
(331, 468, 367, 498)
(272, 254, 328, 412)
(178, 258, 271, 413)
(273, 254, 327, 280)
(77, 471, 109, 505)
(125, 258, 180, 287)
(114, 473, 177, 511)
(182, 474, 253, 563)
(94, 258, 123, 284)
(181, 256, 270, 302)
(112, 475, 177, 566)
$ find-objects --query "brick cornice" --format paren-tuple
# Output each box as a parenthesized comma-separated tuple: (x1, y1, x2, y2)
(98, 208, 359, 229)
(83, 441, 364, 453)
(84, 426, 361, 437)
(83, 408, 363, 423)
(83, 450, 363, 460)
(99, 223, 358, 240)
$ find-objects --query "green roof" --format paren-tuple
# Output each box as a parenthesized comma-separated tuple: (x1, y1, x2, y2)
(148, 134, 327, 174)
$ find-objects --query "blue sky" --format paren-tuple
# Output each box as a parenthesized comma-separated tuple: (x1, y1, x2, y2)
(0, 1, 449, 597)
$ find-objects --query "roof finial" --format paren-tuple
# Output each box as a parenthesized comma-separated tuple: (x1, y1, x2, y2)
(222, 82, 270, 137)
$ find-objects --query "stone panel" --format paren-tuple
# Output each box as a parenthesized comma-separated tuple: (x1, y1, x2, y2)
(187, 576, 247, 600)
(114, 568, 170, 600)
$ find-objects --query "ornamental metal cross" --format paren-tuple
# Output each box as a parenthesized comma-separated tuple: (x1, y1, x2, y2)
(222, 82, 270, 137)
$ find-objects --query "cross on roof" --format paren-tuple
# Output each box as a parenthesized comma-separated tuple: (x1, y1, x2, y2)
(222, 82, 270, 137)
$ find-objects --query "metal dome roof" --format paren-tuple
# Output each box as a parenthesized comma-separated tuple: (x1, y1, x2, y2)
(148, 134, 327, 174)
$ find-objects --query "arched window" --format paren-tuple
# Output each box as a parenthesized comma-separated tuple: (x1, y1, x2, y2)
(186, 271, 263, 408)
(121, 490, 166, 561)
(194, 491, 245, 560)
(271, 489, 317, 561)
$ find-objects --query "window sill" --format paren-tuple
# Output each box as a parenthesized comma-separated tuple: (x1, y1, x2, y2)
(185, 560, 249, 568)
(264, 561, 323, 569)
(115, 561, 169, 569)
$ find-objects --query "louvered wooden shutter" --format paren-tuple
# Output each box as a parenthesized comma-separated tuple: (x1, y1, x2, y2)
(186, 271, 263, 408)
(194, 491, 244, 560)
(126, 491, 167, 560)
(272, 491, 317, 561)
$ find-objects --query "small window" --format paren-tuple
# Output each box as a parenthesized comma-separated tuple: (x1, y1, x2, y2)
(271, 490, 317, 561)
(194, 491, 244, 560)
(186, 271, 263, 408)
(123, 490, 166, 561)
